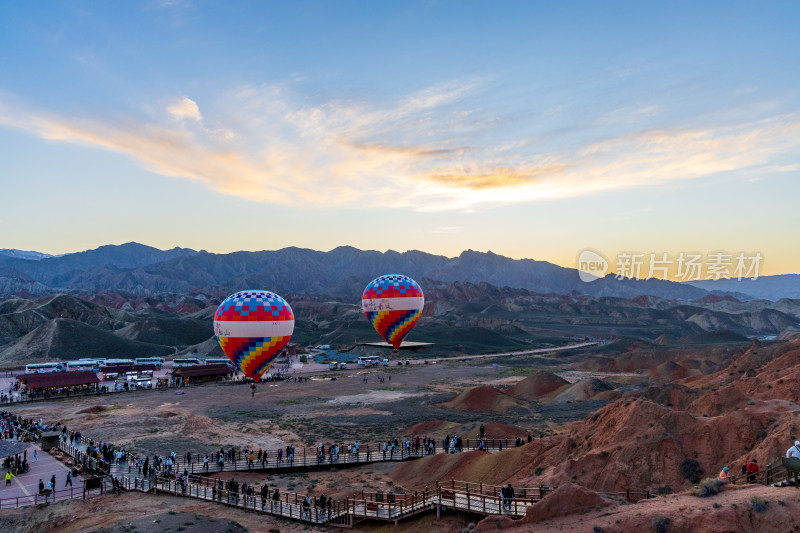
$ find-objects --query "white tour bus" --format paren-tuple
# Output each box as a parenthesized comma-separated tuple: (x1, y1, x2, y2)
(172, 358, 202, 367)
(204, 358, 234, 368)
(25, 362, 64, 374)
(103, 358, 134, 367)
(131, 376, 153, 389)
(357, 356, 382, 367)
(66, 360, 101, 372)
(134, 357, 164, 369)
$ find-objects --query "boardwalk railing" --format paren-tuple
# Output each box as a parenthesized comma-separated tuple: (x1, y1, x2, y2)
(56, 440, 111, 477)
(727, 459, 796, 488)
(121, 438, 532, 478)
(0, 480, 110, 510)
(154, 476, 333, 524)
(151, 474, 546, 525)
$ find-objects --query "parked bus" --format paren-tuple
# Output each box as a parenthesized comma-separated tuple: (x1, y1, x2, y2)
(25, 362, 64, 374)
(103, 358, 134, 367)
(172, 358, 202, 367)
(204, 358, 234, 369)
(357, 356, 381, 367)
(130, 376, 153, 389)
(134, 357, 164, 369)
(65, 360, 101, 372)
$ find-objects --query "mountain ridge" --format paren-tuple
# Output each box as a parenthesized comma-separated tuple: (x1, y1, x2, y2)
(1, 242, 796, 301)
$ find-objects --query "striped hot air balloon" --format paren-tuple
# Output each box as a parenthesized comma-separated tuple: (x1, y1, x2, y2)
(214, 290, 294, 381)
(362, 275, 424, 350)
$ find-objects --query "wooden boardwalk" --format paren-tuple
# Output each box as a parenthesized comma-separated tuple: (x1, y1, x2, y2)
(53, 435, 547, 527)
(99, 438, 532, 479)
(151, 475, 542, 527)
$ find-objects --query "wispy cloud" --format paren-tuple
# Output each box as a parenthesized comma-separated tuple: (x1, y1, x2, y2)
(0, 82, 798, 211)
(167, 97, 202, 121)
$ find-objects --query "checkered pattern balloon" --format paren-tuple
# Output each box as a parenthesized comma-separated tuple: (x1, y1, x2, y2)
(362, 275, 424, 349)
(214, 290, 294, 381)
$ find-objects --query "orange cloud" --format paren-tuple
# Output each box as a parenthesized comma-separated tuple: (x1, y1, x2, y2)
(423, 165, 570, 190)
(0, 86, 798, 212)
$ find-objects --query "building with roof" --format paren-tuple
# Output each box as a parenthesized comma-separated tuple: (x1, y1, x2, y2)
(170, 364, 233, 385)
(17, 372, 100, 397)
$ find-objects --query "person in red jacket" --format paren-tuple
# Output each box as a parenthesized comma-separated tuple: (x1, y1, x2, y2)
(746, 459, 759, 483)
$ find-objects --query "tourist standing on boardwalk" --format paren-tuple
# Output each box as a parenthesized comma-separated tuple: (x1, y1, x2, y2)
(786, 441, 800, 458)
(501, 483, 515, 511)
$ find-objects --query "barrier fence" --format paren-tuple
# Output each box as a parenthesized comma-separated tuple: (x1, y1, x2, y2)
(152, 475, 545, 525)
(56, 440, 110, 477)
(0, 480, 110, 510)
(120, 438, 538, 477)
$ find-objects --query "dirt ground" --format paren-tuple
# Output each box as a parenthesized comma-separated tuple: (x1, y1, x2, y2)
(9, 357, 607, 458)
(5, 355, 642, 532)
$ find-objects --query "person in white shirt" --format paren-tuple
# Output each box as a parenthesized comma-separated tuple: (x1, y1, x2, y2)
(786, 440, 800, 458)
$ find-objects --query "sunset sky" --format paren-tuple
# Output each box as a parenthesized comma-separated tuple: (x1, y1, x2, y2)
(1, 1, 798, 277)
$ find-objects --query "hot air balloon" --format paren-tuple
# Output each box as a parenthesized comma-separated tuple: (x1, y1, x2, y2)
(362, 275, 424, 355)
(214, 290, 294, 381)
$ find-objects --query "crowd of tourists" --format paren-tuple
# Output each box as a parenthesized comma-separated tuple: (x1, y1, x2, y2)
(1, 410, 62, 441)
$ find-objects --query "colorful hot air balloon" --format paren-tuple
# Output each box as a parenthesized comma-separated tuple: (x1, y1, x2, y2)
(362, 275, 424, 351)
(214, 290, 294, 381)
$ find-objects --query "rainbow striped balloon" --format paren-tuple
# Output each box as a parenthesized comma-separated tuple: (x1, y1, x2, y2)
(362, 275, 424, 349)
(214, 290, 294, 381)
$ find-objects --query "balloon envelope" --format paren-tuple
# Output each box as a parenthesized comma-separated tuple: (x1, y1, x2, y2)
(362, 275, 424, 349)
(214, 290, 294, 381)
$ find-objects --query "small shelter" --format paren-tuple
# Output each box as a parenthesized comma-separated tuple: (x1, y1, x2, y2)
(170, 364, 232, 386)
(40, 431, 62, 452)
(17, 372, 100, 396)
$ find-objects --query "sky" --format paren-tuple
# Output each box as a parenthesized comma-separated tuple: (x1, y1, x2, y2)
(1, 1, 798, 278)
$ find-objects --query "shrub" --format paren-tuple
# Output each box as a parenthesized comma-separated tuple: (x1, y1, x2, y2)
(534, 467, 544, 475)
(750, 496, 768, 513)
(656, 485, 672, 495)
(652, 516, 671, 533)
(691, 477, 725, 498)
(681, 458, 703, 484)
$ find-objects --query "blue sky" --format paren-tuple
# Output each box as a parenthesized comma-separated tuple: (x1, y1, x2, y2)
(1, 1, 798, 276)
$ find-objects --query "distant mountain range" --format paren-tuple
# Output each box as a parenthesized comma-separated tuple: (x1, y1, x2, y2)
(2, 281, 798, 365)
(0, 249, 58, 261)
(687, 274, 800, 301)
(0, 242, 796, 301)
